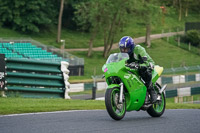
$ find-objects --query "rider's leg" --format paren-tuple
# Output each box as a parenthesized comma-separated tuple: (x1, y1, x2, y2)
(139, 66, 157, 103)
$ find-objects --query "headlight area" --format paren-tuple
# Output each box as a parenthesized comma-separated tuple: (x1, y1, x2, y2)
(106, 76, 121, 85)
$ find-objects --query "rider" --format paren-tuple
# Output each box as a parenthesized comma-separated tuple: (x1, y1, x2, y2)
(118, 36, 157, 103)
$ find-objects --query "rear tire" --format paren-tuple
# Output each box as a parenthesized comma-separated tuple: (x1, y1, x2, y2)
(147, 83, 166, 117)
(105, 88, 126, 120)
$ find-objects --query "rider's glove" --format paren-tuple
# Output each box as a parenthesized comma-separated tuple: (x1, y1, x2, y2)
(128, 62, 140, 69)
(139, 62, 154, 71)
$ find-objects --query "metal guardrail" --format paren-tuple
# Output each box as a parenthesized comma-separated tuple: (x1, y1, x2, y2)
(163, 65, 200, 75)
(0, 55, 66, 98)
(166, 87, 200, 98)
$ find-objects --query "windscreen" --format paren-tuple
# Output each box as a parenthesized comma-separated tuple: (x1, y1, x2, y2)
(106, 53, 129, 64)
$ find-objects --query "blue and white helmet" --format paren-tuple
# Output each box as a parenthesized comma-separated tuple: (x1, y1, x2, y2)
(118, 36, 135, 55)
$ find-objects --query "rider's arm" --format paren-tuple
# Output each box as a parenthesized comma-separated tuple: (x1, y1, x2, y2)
(135, 45, 155, 67)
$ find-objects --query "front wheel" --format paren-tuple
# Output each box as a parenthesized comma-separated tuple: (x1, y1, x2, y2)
(147, 83, 166, 117)
(105, 88, 126, 120)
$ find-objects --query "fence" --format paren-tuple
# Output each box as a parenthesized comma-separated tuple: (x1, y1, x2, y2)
(166, 87, 200, 98)
(163, 65, 200, 75)
(0, 38, 84, 76)
(165, 36, 200, 56)
(30, 39, 84, 66)
(0, 54, 70, 98)
(69, 67, 200, 99)
(70, 81, 200, 99)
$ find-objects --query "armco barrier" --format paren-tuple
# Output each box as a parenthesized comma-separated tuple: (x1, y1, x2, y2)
(191, 87, 200, 95)
(165, 89, 178, 98)
(70, 82, 200, 98)
(2, 57, 70, 98)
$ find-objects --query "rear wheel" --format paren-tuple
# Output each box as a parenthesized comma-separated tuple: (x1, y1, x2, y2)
(147, 83, 166, 117)
(105, 88, 126, 120)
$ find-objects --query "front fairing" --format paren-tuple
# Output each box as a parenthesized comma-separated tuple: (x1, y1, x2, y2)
(102, 53, 129, 76)
(103, 59, 127, 78)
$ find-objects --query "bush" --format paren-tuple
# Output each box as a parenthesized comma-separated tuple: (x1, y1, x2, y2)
(0, 0, 59, 33)
(185, 30, 200, 47)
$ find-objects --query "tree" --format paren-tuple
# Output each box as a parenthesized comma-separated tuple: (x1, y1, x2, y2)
(135, 0, 161, 47)
(57, 0, 65, 43)
(100, 0, 136, 58)
(0, 0, 58, 33)
(160, 0, 200, 21)
(74, 0, 136, 58)
(74, 0, 101, 57)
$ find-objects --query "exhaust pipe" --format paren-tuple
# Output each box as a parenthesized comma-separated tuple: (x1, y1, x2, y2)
(159, 84, 167, 94)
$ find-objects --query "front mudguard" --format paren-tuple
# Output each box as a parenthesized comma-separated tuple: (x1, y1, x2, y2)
(107, 84, 120, 89)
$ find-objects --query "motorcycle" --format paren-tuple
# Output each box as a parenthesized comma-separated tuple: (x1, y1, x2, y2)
(102, 53, 167, 120)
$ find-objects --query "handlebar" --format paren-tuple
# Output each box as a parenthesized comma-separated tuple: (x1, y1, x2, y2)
(125, 62, 139, 69)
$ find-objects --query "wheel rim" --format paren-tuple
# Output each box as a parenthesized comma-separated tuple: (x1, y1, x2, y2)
(111, 88, 125, 116)
(153, 93, 165, 113)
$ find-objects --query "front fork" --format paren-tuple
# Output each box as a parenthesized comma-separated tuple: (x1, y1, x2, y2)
(119, 83, 124, 104)
(157, 84, 167, 101)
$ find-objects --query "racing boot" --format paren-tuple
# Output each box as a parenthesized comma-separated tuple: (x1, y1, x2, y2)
(149, 88, 158, 103)
(147, 82, 157, 103)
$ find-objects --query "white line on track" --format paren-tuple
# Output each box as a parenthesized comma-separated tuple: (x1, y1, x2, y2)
(0, 109, 196, 118)
(0, 110, 104, 118)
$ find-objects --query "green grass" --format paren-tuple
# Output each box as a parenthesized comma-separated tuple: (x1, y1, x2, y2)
(166, 94, 200, 109)
(166, 103, 200, 109)
(0, 98, 105, 115)
(0, 94, 200, 115)
(69, 38, 200, 80)
(144, 39, 200, 68)
(0, 26, 103, 49)
(166, 94, 200, 102)
(69, 90, 105, 96)
(32, 14, 200, 48)
(163, 36, 200, 56)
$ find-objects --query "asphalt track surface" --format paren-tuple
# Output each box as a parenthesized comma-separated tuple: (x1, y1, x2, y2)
(0, 109, 199, 133)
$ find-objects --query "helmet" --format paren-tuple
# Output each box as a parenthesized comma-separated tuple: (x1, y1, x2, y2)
(118, 36, 135, 55)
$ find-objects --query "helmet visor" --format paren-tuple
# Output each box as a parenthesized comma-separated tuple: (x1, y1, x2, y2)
(120, 47, 130, 53)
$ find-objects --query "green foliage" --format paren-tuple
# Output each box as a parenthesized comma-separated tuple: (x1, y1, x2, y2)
(145, 39, 200, 68)
(74, 0, 138, 57)
(73, 0, 96, 31)
(0, 0, 59, 33)
(184, 30, 200, 47)
(133, 0, 162, 25)
(160, 0, 200, 11)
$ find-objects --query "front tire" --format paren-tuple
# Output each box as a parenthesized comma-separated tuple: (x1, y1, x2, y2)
(105, 88, 126, 120)
(147, 83, 166, 117)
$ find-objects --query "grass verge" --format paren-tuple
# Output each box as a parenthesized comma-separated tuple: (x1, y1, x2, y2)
(69, 38, 200, 81)
(0, 94, 199, 115)
(0, 98, 105, 115)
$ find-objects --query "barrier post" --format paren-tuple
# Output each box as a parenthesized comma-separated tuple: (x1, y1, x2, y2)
(91, 76, 97, 100)
(61, 61, 71, 99)
(0, 54, 6, 97)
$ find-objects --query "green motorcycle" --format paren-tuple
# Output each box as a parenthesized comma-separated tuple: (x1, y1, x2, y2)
(102, 53, 167, 120)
